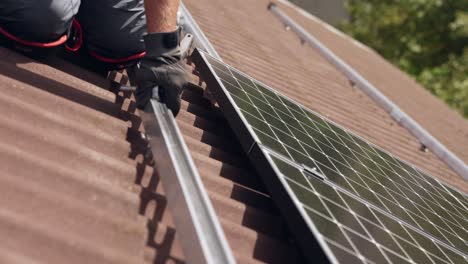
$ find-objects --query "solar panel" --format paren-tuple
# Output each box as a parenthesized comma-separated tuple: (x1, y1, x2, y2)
(192, 49, 468, 264)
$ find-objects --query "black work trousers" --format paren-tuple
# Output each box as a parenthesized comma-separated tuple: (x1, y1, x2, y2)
(0, 0, 147, 59)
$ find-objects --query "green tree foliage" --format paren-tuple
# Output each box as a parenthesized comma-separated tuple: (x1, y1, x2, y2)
(338, 0, 468, 117)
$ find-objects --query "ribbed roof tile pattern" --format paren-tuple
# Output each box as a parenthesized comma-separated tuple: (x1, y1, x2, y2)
(0, 47, 184, 263)
(0, 46, 303, 263)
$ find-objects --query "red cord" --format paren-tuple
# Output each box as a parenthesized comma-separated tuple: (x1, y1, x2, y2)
(88, 50, 146, 63)
(0, 26, 67, 48)
(0, 20, 144, 64)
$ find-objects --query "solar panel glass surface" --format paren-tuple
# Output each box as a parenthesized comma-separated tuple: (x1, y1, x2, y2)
(196, 50, 468, 264)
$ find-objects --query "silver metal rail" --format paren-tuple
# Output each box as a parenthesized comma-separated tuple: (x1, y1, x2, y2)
(141, 102, 235, 264)
(267, 3, 468, 181)
(137, 4, 235, 263)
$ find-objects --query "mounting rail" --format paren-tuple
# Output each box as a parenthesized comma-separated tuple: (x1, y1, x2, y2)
(141, 101, 235, 264)
(267, 3, 468, 181)
(137, 4, 235, 263)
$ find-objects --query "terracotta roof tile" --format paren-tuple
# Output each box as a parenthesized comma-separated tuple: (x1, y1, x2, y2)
(0, 45, 303, 262)
(0, 47, 184, 263)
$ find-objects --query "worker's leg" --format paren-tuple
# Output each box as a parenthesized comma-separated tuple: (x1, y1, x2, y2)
(0, 0, 80, 45)
(76, 0, 147, 61)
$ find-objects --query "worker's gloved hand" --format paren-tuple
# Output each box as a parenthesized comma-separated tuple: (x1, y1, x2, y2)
(135, 28, 188, 116)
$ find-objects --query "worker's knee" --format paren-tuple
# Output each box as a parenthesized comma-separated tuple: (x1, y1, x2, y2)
(87, 29, 146, 60)
(78, 0, 146, 59)
(0, 0, 80, 42)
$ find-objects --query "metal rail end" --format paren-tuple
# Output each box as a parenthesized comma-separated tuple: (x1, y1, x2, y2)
(267, 2, 277, 10)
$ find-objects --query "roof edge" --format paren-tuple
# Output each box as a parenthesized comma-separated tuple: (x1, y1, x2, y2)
(180, 1, 222, 60)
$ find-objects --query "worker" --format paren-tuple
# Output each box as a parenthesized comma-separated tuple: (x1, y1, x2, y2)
(0, 0, 187, 115)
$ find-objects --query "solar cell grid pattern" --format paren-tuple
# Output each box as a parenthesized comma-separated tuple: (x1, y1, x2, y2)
(202, 53, 468, 264)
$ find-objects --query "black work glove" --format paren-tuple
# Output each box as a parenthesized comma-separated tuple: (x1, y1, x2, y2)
(135, 28, 188, 116)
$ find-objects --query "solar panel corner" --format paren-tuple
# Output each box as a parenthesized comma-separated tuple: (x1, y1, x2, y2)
(191, 49, 257, 154)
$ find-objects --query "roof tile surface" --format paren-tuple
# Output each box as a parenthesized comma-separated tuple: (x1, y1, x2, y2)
(0, 47, 184, 263)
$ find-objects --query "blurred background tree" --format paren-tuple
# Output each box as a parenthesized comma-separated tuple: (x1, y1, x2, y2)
(338, 0, 468, 118)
